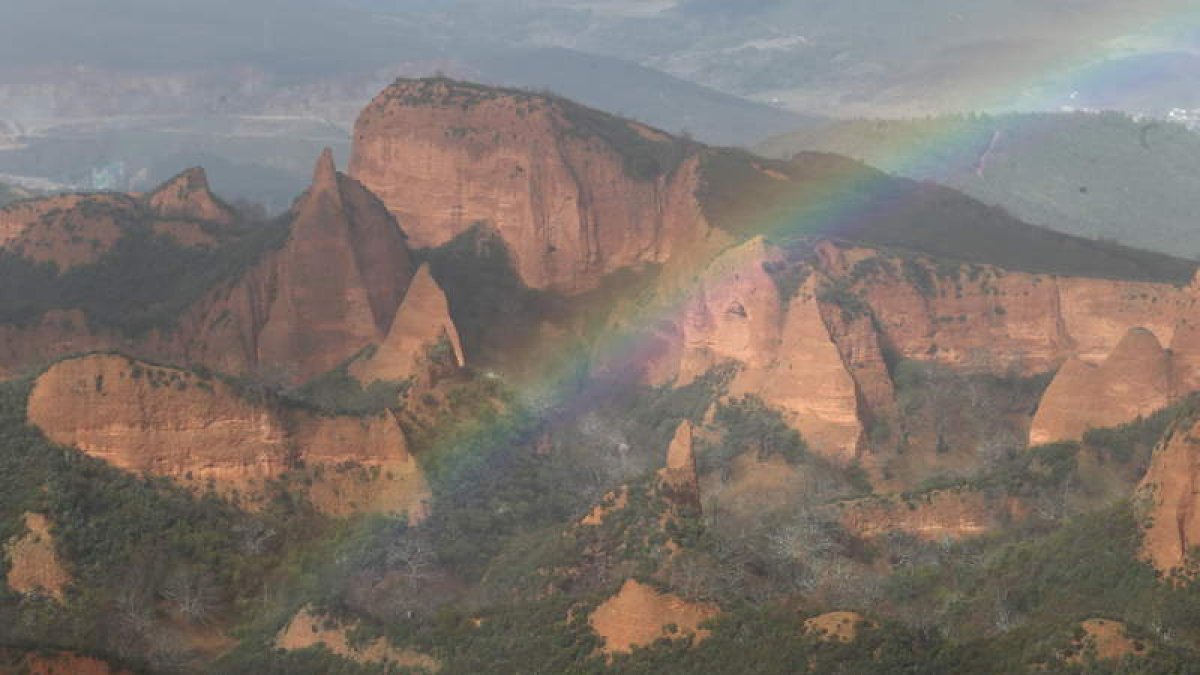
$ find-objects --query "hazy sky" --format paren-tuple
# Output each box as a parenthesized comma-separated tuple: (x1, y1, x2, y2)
(3, 0, 1196, 113)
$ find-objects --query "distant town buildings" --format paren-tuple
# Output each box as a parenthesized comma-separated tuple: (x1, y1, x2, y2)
(1167, 108, 1200, 131)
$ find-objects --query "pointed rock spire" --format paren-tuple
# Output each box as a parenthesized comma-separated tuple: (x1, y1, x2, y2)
(146, 167, 234, 225)
(312, 147, 339, 193)
(666, 419, 695, 473)
(658, 420, 701, 513)
(349, 263, 465, 385)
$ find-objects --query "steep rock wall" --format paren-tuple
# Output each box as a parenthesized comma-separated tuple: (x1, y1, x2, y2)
(1136, 416, 1200, 573)
(1030, 328, 1173, 445)
(27, 354, 429, 518)
(350, 79, 712, 294)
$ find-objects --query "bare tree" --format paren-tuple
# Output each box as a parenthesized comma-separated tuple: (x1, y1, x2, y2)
(234, 520, 276, 556)
(386, 536, 437, 583)
(161, 568, 219, 624)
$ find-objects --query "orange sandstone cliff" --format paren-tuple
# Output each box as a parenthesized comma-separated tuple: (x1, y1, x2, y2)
(1030, 328, 1174, 445)
(350, 79, 715, 293)
(165, 150, 422, 382)
(27, 354, 429, 518)
(350, 262, 465, 385)
(1136, 414, 1200, 574)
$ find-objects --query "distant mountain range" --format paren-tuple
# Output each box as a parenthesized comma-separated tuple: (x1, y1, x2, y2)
(760, 111, 1200, 257)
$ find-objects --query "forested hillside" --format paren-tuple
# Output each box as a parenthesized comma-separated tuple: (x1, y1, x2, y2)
(760, 112, 1200, 257)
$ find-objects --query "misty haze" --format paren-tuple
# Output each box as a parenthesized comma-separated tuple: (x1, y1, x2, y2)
(1, 2, 1199, 673)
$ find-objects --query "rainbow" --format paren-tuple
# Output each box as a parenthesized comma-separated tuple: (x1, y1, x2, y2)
(417, 6, 1199, 489)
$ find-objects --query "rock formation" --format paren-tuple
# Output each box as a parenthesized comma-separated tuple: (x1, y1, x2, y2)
(0, 193, 132, 268)
(252, 149, 414, 379)
(350, 78, 714, 293)
(834, 488, 1021, 541)
(653, 238, 863, 463)
(1136, 415, 1200, 573)
(0, 167, 236, 271)
(802, 612, 870, 643)
(350, 263, 464, 385)
(4, 512, 71, 601)
(1030, 328, 1173, 445)
(1068, 619, 1147, 663)
(144, 167, 234, 226)
(27, 354, 429, 518)
(658, 420, 701, 513)
(588, 579, 718, 655)
(276, 606, 440, 671)
(169, 149, 416, 382)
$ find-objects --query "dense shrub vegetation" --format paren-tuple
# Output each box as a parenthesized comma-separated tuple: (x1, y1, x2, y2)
(761, 112, 1200, 258)
(697, 147, 1195, 284)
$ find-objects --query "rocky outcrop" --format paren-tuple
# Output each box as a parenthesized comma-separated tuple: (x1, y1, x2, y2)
(803, 612, 870, 643)
(1030, 328, 1173, 445)
(27, 354, 429, 518)
(653, 238, 863, 462)
(834, 488, 1021, 541)
(277, 606, 440, 671)
(0, 193, 130, 268)
(589, 579, 718, 655)
(168, 150, 416, 382)
(145, 167, 234, 226)
(814, 243, 1197, 376)
(350, 78, 714, 293)
(1068, 619, 1148, 664)
(349, 263, 464, 385)
(4, 512, 70, 601)
(1136, 415, 1200, 574)
(658, 421, 701, 513)
(580, 487, 629, 527)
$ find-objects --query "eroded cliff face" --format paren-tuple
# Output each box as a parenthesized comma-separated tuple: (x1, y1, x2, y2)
(645, 240, 1200, 470)
(834, 488, 1023, 541)
(27, 354, 429, 518)
(658, 420, 702, 514)
(1136, 415, 1200, 574)
(1030, 328, 1173, 445)
(652, 238, 863, 463)
(812, 242, 1197, 376)
(145, 167, 235, 226)
(350, 79, 714, 293)
(349, 263, 464, 386)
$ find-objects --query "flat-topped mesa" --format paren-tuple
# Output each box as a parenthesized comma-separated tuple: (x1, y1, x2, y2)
(175, 149, 416, 382)
(27, 354, 430, 519)
(144, 166, 235, 226)
(1030, 327, 1173, 445)
(349, 78, 711, 294)
(350, 262, 464, 386)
